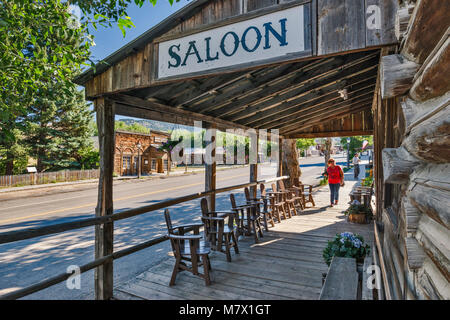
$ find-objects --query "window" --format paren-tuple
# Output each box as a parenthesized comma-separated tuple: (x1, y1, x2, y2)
(164, 160, 168, 169)
(151, 159, 156, 170)
(123, 156, 131, 169)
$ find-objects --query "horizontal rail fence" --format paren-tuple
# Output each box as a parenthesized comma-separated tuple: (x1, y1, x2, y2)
(0, 169, 100, 188)
(0, 176, 288, 300)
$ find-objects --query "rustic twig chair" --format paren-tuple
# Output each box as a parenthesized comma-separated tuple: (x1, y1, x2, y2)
(200, 198, 239, 262)
(164, 209, 212, 286)
(229, 193, 263, 243)
(278, 179, 303, 213)
(292, 177, 316, 208)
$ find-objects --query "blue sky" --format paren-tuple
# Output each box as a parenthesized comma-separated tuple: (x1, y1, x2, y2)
(85, 0, 190, 121)
(89, 0, 189, 64)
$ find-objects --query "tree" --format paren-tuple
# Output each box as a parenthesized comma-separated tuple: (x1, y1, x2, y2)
(0, 1, 93, 173)
(25, 85, 95, 172)
(340, 136, 373, 160)
(158, 138, 180, 175)
(296, 138, 316, 157)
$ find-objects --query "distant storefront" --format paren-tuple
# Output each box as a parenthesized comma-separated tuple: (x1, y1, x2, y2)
(114, 130, 171, 176)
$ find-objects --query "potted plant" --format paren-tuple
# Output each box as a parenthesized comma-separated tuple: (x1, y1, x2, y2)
(323, 232, 371, 266)
(344, 200, 373, 224)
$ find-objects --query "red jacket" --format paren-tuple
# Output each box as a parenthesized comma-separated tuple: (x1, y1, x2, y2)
(327, 165, 343, 184)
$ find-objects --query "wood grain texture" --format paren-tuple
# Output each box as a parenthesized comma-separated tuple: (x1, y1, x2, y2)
(318, 0, 365, 55)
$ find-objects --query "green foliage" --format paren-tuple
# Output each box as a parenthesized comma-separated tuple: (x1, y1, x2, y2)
(115, 120, 150, 134)
(296, 138, 315, 154)
(319, 177, 328, 186)
(361, 176, 373, 187)
(344, 203, 373, 218)
(323, 232, 370, 266)
(340, 136, 373, 160)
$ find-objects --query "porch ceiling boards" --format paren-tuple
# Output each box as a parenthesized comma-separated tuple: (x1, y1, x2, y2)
(111, 49, 378, 137)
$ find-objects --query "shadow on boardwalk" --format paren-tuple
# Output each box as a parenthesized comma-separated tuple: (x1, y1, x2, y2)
(114, 179, 373, 300)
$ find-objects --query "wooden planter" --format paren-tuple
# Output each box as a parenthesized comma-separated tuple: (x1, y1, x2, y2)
(348, 213, 367, 224)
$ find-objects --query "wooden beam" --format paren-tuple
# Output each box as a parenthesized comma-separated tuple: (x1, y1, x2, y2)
(111, 93, 251, 132)
(249, 130, 258, 198)
(401, 0, 450, 65)
(241, 72, 377, 127)
(218, 52, 379, 120)
(288, 130, 373, 139)
(252, 80, 376, 129)
(278, 93, 374, 134)
(94, 98, 115, 300)
(282, 104, 373, 136)
(204, 122, 216, 211)
(382, 147, 420, 184)
(410, 29, 450, 101)
(380, 54, 420, 99)
(395, 4, 415, 41)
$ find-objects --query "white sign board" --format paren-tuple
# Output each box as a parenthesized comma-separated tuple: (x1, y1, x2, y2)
(157, 4, 310, 80)
(27, 167, 37, 173)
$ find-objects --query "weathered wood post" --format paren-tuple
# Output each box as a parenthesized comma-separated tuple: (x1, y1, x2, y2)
(277, 136, 283, 177)
(249, 129, 258, 198)
(205, 122, 216, 211)
(94, 98, 115, 300)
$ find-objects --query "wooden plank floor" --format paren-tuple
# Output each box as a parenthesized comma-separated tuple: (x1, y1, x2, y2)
(114, 181, 373, 300)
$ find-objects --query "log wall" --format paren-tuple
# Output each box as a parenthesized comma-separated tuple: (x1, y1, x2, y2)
(376, 0, 450, 300)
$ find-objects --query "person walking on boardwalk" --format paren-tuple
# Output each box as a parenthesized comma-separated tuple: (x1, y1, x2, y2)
(324, 158, 344, 207)
(352, 153, 361, 180)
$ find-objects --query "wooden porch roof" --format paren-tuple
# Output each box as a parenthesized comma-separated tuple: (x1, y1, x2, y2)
(96, 48, 379, 138)
(74, 0, 395, 137)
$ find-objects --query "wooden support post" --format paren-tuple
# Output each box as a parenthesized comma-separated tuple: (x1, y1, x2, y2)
(205, 122, 216, 211)
(277, 136, 283, 177)
(249, 130, 258, 198)
(94, 98, 115, 300)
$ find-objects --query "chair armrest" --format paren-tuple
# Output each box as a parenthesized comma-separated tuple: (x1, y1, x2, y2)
(168, 234, 202, 240)
(201, 216, 225, 221)
(171, 222, 203, 230)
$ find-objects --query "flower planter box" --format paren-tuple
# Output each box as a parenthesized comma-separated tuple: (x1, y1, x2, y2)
(348, 213, 367, 224)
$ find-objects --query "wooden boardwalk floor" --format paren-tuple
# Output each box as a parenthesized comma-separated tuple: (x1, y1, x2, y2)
(114, 181, 373, 300)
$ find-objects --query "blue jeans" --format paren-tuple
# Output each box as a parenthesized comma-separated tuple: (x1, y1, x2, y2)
(329, 183, 340, 203)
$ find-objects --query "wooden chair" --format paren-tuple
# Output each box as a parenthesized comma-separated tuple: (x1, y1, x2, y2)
(271, 183, 292, 219)
(164, 209, 212, 286)
(244, 186, 274, 231)
(200, 198, 239, 262)
(278, 179, 303, 213)
(292, 177, 316, 208)
(229, 193, 263, 243)
(259, 183, 276, 228)
(260, 183, 283, 224)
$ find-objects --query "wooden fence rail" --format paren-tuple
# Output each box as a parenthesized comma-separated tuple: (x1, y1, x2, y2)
(0, 175, 288, 300)
(0, 169, 100, 188)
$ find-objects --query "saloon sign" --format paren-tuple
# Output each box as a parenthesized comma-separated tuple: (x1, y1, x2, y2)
(157, 4, 311, 80)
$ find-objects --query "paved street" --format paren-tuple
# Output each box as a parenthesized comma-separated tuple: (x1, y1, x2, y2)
(0, 154, 335, 299)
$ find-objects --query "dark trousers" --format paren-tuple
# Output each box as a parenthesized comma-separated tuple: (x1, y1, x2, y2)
(329, 183, 340, 203)
(354, 165, 360, 179)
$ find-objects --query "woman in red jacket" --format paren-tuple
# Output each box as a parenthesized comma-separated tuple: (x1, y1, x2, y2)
(324, 158, 344, 207)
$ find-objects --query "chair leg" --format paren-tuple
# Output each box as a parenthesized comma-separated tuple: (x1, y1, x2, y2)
(257, 219, 264, 237)
(262, 212, 269, 231)
(252, 220, 259, 243)
(310, 195, 316, 207)
(170, 259, 180, 286)
(231, 231, 239, 254)
(201, 255, 212, 286)
(224, 234, 232, 262)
